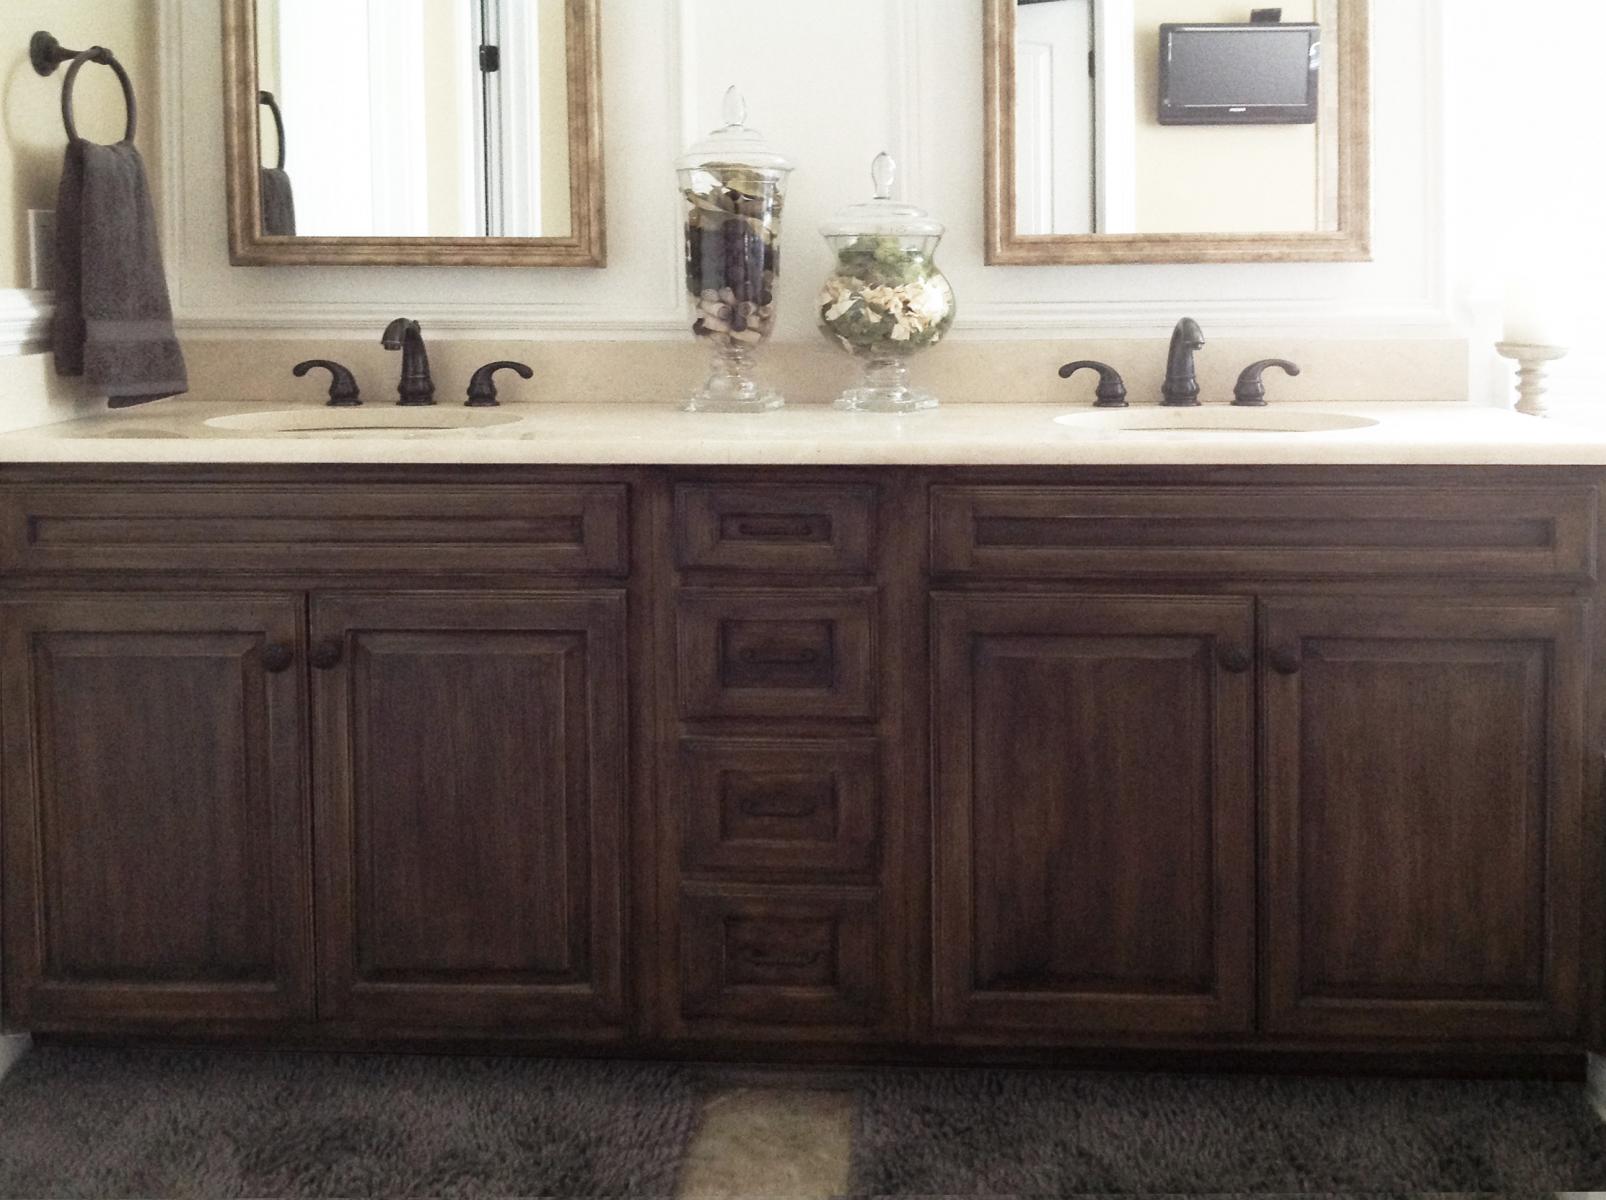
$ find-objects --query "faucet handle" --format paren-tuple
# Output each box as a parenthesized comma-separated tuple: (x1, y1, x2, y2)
(292, 359, 361, 407)
(1233, 359, 1301, 407)
(1059, 360, 1129, 409)
(466, 361, 534, 408)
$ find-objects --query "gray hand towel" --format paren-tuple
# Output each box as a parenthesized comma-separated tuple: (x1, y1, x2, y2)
(260, 167, 297, 236)
(52, 139, 188, 409)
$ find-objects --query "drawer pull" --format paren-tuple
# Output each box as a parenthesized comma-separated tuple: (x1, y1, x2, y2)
(1217, 645, 1252, 674)
(739, 947, 823, 970)
(733, 517, 822, 540)
(261, 642, 294, 673)
(1271, 647, 1302, 675)
(739, 646, 821, 667)
(738, 792, 821, 820)
(309, 639, 344, 671)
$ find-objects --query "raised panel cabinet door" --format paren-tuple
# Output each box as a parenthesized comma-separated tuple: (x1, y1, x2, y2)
(311, 592, 628, 1033)
(1261, 599, 1587, 1042)
(931, 594, 1256, 1038)
(0, 595, 313, 1029)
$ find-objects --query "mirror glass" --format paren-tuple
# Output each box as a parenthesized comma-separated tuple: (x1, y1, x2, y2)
(1012, 0, 1342, 237)
(252, 0, 573, 239)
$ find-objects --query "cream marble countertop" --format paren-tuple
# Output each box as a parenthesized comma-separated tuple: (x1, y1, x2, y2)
(2, 399, 1605, 466)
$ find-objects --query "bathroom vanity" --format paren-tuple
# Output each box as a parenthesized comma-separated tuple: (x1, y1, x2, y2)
(0, 403, 1601, 1075)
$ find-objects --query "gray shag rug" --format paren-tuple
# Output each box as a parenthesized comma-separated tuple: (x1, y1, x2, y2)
(846, 1068, 1606, 1196)
(0, 1045, 701, 1199)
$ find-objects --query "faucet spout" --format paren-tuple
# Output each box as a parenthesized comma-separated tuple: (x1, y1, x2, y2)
(1161, 317, 1205, 407)
(381, 317, 435, 406)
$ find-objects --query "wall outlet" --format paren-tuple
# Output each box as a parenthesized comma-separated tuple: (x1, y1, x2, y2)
(27, 209, 56, 291)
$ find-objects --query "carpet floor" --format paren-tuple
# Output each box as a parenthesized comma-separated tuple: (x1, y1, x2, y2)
(846, 1067, 1606, 1196)
(0, 1046, 702, 1199)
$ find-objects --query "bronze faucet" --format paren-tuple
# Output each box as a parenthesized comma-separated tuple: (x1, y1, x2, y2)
(381, 318, 435, 406)
(1161, 318, 1205, 407)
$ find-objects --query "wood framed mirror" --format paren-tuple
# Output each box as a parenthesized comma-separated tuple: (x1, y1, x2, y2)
(221, 0, 604, 267)
(984, 0, 1369, 264)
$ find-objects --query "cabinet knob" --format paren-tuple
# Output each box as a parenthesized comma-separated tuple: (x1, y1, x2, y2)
(739, 646, 820, 667)
(733, 517, 822, 540)
(261, 642, 294, 673)
(1271, 647, 1302, 675)
(1218, 645, 1252, 674)
(739, 947, 823, 970)
(308, 639, 344, 670)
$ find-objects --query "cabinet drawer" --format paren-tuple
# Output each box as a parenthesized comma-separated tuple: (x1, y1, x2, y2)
(674, 483, 876, 574)
(932, 485, 1598, 582)
(679, 884, 881, 1027)
(680, 739, 880, 877)
(676, 590, 878, 721)
(0, 485, 630, 576)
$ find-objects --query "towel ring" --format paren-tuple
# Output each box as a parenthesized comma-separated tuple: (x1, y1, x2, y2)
(30, 32, 136, 143)
(259, 91, 287, 170)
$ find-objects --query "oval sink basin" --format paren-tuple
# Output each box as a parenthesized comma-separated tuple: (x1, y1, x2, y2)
(205, 408, 524, 435)
(1055, 408, 1379, 435)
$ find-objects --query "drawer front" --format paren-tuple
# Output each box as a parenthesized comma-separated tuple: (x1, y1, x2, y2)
(677, 590, 878, 721)
(674, 484, 876, 575)
(679, 885, 881, 1026)
(680, 739, 880, 877)
(932, 486, 1599, 582)
(1, 485, 630, 576)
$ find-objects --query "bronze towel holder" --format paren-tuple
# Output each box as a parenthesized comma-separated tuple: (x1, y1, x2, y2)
(29, 30, 137, 144)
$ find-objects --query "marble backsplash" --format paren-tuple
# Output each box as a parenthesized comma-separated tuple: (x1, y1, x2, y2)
(172, 336, 1472, 410)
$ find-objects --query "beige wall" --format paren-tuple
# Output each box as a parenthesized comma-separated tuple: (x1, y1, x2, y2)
(1133, 0, 1319, 234)
(0, 0, 159, 291)
(256, 0, 283, 165)
(421, 2, 476, 237)
(538, 0, 572, 237)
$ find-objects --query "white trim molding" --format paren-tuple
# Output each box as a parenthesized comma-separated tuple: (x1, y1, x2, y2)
(0, 291, 53, 357)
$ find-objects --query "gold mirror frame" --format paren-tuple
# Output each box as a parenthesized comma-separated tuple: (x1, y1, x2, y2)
(221, 0, 605, 267)
(983, 0, 1370, 265)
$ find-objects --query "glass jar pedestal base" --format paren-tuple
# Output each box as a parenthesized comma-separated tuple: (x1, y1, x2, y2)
(684, 345, 784, 413)
(833, 357, 937, 413)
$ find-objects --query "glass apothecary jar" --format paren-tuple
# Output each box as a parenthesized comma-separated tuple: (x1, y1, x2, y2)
(818, 153, 955, 413)
(677, 87, 793, 412)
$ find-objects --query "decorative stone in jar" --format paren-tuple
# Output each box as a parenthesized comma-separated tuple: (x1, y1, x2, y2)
(677, 88, 793, 412)
(818, 153, 955, 413)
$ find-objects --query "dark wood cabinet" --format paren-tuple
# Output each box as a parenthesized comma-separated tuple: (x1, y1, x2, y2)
(931, 594, 1257, 1038)
(1260, 598, 1587, 1042)
(0, 594, 314, 1028)
(2, 466, 1599, 1070)
(309, 592, 628, 1033)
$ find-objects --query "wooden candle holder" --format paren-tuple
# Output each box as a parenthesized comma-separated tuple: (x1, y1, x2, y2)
(1495, 342, 1569, 419)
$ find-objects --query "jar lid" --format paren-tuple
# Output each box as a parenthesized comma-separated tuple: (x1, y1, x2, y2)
(677, 86, 794, 174)
(821, 152, 944, 238)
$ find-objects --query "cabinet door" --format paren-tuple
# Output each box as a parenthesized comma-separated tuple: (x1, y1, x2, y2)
(1, 595, 312, 1028)
(932, 595, 1256, 1037)
(311, 593, 627, 1033)
(1261, 599, 1586, 1041)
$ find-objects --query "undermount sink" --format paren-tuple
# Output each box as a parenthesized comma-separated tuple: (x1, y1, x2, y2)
(204, 408, 525, 435)
(1055, 408, 1380, 435)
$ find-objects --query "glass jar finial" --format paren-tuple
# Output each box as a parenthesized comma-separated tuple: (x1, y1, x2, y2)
(721, 85, 747, 129)
(871, 151, 896, 201)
